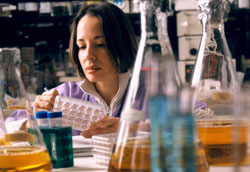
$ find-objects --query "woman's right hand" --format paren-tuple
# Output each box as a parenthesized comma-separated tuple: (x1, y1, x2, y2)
(33, 89, 59, 114)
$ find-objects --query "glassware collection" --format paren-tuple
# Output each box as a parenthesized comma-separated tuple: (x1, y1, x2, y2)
(0, 0, 249, 171)
(0, 48, 52, 171)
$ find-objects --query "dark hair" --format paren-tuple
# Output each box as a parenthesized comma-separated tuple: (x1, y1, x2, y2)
(69, 2, 137, 79)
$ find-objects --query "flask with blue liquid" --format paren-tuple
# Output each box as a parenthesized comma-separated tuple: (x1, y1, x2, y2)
(137, 0, 208, 171)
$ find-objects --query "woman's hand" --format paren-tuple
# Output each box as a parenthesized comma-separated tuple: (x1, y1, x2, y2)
(33, 89, 59, 114)
(81, 116, 120, 138)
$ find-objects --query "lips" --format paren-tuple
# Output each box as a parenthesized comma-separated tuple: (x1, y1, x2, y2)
(85, 66, 100, 74)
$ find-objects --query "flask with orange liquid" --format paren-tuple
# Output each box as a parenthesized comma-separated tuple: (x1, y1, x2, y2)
(0, 48, 52, 172)
(190, 0, 245, 167)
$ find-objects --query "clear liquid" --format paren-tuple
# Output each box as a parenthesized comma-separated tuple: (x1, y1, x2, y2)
(0, 145, 52, 172)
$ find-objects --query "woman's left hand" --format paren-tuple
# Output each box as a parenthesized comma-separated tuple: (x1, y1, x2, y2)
(81, 116, 120, 138)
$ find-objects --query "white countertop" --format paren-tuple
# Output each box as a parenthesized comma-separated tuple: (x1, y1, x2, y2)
(52, 156, 250, 172)
(52, 136, 250, 172)
(53, 157, 107, 172)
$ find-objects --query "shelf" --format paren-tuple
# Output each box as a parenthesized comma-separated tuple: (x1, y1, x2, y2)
(0, 13, 139, 23)
(0, 15, 72, 24)
(1, 0, 86, 3)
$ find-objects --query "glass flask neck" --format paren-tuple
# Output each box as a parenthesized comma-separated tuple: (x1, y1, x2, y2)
(1, 48, 21, 67)
(147, 8, 181, 96)
(203, 22, 226, 52)
(198, 0, 230, 38)
(140, 0, 172, 39)
(140, 1, 156, 39)
(206, 22, 224, 34)
(191, 0, 240, 91)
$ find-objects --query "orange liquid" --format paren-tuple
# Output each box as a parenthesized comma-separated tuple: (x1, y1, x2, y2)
(108, 139, 208, 172)
(0, 146, 52, 172)
(197, 120, 250, 166)
(108, 139, 150, 172)
(195, 141, 209, 172)
(0, 138, 5, 146)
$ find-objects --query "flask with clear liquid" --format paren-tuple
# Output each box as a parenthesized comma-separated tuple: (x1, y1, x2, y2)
(191, 0, 244, 167)
(0, 48, 52, 171)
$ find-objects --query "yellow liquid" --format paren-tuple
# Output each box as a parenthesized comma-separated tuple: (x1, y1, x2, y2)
(0, 146, 52, 172)
(108, 139, 150, 172)
(197, 120, 250, 166)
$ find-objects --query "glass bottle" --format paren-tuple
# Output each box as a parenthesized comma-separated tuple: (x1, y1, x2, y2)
(0, 48, 52, 171)
(191, 0, 243, 167)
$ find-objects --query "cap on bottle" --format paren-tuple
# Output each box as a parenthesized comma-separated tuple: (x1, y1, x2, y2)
(47, 111, 62, 118)
(36, 111, 48, 119)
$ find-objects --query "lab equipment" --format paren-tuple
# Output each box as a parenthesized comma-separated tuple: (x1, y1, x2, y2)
(40, 126, 74, 168)
(107, 1, 152, 171)
(36, 110, 73, 168)
(36, 111, 49, 127)
(53, 95, 104, 131)
(92, 133, 116, 167)
(191, 0, 242, 166)
(0, 48, 52, 171)
(47, 111, 62, 127)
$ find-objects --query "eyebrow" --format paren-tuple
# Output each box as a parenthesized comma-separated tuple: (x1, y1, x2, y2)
(77, 36, 104, 42)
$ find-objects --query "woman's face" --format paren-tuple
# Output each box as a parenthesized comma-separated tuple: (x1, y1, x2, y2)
(76, 14, 119, 83)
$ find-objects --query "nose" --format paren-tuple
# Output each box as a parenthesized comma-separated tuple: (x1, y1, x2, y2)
(85, 45, 95, 61)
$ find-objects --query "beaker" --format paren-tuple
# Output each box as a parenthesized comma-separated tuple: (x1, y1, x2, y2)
(0, 48, 52, 171)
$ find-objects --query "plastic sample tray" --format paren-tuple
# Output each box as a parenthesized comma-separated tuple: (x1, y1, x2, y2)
(91, 133, 117, 167)
(53, 95, 104, 131)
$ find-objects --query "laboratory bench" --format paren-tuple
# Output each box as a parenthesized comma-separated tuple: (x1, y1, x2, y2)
(52, 154, 249, 172)
(55, 136, 249, 172)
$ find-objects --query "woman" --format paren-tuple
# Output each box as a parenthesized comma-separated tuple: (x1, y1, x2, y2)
(33, 2, 137, 137)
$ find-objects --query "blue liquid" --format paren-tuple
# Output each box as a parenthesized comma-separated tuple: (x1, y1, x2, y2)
(149, 95, 195, 172)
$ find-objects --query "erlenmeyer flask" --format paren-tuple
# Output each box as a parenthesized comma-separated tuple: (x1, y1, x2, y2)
(107, 0, 154, 171)
(108, 0, 208, 171)
(0, 48, 52, 171)
(149, 1, 208, 172)
(191, 0, 243, 167)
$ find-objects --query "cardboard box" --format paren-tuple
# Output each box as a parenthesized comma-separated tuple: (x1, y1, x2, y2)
(177, 10, 202, 37)
(178, 35, 201, 60)
(175, 0, 198, 11)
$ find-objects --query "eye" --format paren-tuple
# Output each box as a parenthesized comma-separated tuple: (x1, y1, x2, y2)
(97, 43, 105, 47)
(78, 45, 86, 50)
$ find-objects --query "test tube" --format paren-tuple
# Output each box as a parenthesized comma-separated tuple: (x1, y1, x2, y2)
(36, 111, 49, 127)
(47, 111, 62, 127)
